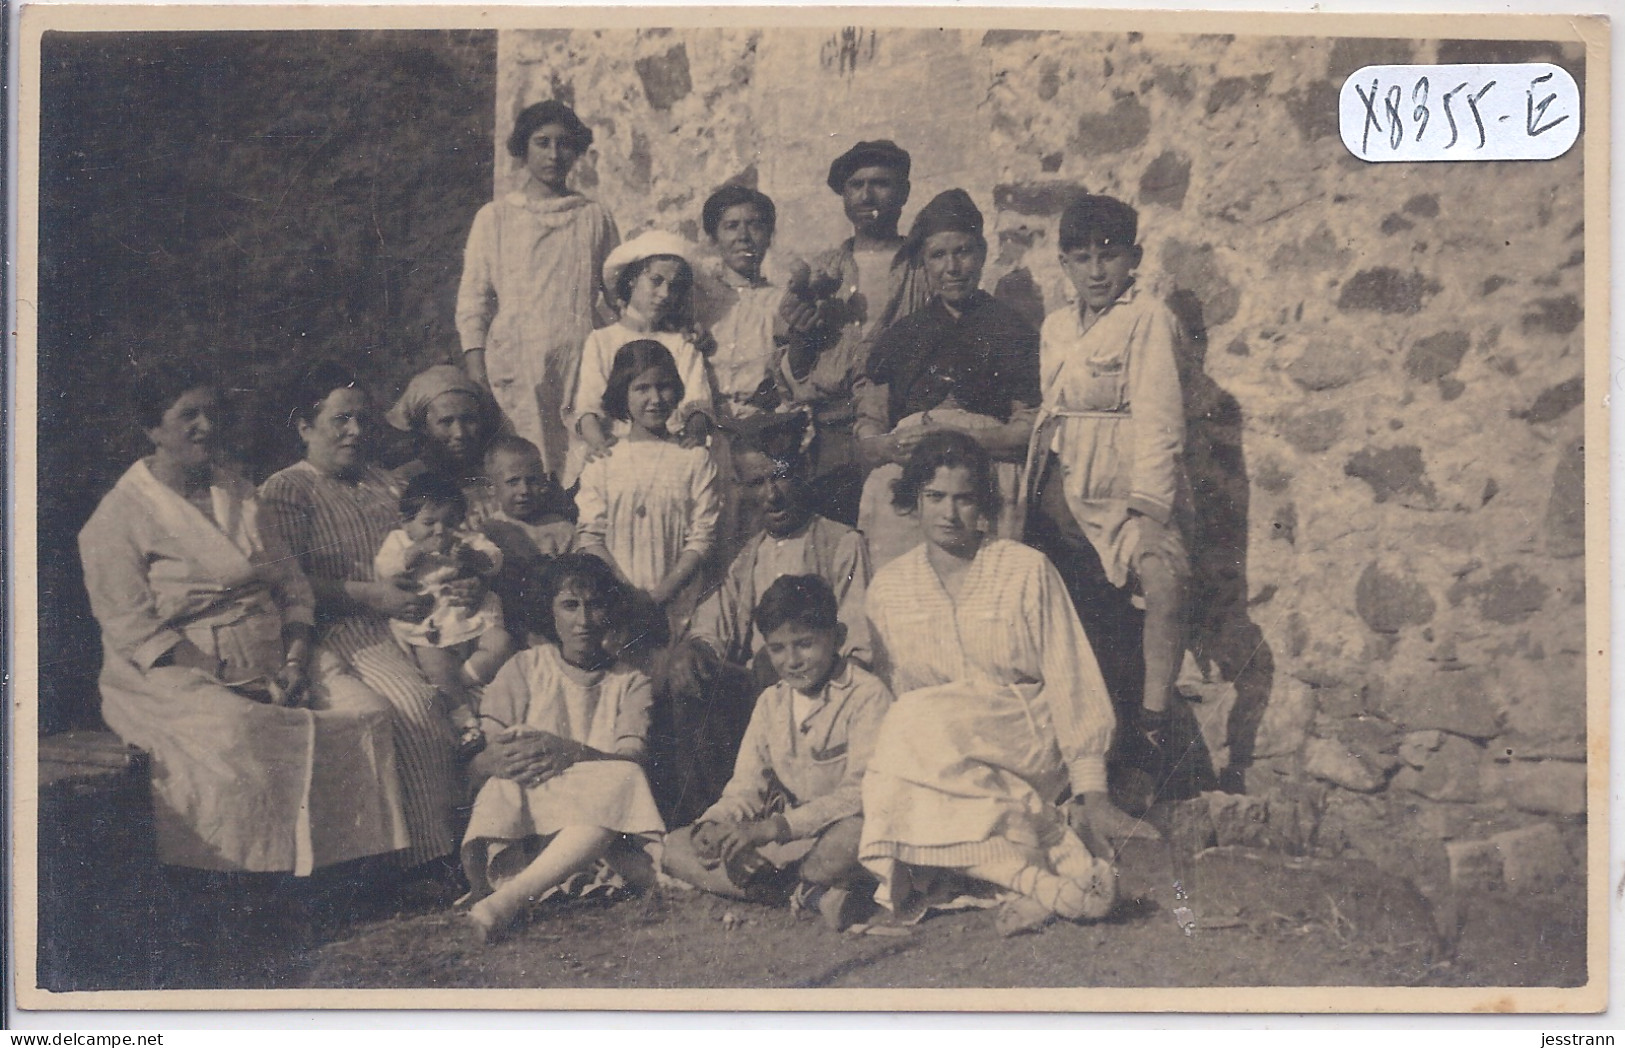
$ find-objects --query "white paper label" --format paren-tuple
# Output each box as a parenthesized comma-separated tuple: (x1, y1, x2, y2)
(1339, 63, 1580, 162)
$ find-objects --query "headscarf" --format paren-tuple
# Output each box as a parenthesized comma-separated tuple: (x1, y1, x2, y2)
(903, 188, 985, 261)
(385, 364, 487, 433)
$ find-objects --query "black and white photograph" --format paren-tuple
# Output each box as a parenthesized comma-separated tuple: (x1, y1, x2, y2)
(12, 5, 1608, 1012)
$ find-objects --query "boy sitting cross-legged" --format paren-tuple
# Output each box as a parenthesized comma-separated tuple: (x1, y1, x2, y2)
(662, 574, 892, 930)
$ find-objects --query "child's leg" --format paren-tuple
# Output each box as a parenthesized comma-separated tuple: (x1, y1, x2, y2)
(467, 826, 615, 940)
(799, 816, 865, 888)
(412, 644, 471, 706)
(1137, 549, 1188, 717)
(463, 627, 518, 686)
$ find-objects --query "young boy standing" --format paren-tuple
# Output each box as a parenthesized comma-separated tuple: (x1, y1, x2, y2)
(663, 574, 891, 930)
(1023, 194, 1192, 806)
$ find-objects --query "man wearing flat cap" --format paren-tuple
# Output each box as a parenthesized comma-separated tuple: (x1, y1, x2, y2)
(654, 410, 874, 826)
(776, 139, 932, 526)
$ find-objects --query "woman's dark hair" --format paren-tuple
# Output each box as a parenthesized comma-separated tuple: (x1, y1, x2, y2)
(133, 362, 219, 430)
(601, 339, 684, 423)
(287, 362, 363, 429)
(701, 185, 777, 240)
(753, 574, 840, 637)
(613, 253, 694, 313)
(506, 99, 593, 160)
(524, 552, 631, 645)
(399, 470, 467, 521)
(890, 429, 1002, 518)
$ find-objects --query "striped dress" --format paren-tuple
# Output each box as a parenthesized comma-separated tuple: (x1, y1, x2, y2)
(259, 460, 459, 866)
(859, 539, 1115, 912)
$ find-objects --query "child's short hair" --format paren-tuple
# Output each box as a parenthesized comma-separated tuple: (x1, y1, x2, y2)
(399, 470, 467, 519)
(524, 552, 631, 644)
(484, 433, 543, 470)
(1059, 194, 1139, 252)
(753, 574, 840, 637)
(601, 339, 685, 422)
(614, 253, 694, 309)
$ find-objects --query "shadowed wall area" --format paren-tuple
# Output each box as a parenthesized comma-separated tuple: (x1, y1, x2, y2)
(37, 30, 496, 734)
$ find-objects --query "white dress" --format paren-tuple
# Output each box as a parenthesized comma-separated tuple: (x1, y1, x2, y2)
(461, 644, 664, 897)
(859, 539, 1116, 913)
(373, 527, 505, 649)
(563, 323, 716, 486)
(456, 190, 619, 477)
(79, 461, 409, 873)
(575, 439, 721, 637)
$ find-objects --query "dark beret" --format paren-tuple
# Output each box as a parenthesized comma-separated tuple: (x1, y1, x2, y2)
(826, 139, 911, 194)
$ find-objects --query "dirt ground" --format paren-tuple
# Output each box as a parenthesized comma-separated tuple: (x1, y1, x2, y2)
(44, 838, 1584, 995)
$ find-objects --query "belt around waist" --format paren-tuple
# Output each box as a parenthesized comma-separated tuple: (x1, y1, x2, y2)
(1050, 407, 1131, 420)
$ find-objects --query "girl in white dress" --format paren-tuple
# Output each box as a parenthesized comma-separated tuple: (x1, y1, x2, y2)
(575, 340, 722, 645)
(461, 553, 665, 943)
(565, 230, 716, 487)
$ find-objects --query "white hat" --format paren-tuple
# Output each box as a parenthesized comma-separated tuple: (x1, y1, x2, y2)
(603, 230, 699, 297)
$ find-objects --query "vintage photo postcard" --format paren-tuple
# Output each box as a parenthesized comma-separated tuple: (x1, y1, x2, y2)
(10, 3, 1609, 1014)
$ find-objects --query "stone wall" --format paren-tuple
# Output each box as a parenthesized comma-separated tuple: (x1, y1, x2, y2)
(498, 26, 1590, 903)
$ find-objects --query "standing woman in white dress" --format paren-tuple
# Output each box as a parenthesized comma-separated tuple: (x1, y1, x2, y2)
(860, 430, 1145, 935)
(458, 99, 620, 478)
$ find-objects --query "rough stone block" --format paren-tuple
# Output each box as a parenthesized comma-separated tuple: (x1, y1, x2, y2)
(992, 181, 1088, 217)
(1070, 94, 1151, 155)
(1394, 733, 1484, 803)
(1383, 667, 1502, 739)
(1500, 759, 1586, 817)
(1444, 838, 1504, 890)
(1252, 679, 1315, 758)
(1492, 822, 1572, 893)
(1303, 736, 1389, 792)
(1206, 790, 1271, 848)
(1138, 149, 1191, 209)
(1345, 445, 1438, 507)
(1399, 730, 1445, 769)
(1355, 562, 1436, 634)
(1325, 716, 1402, 771)
(1279, 408, 1345, 454)
(1520, 295, 1583, 336)
(1285, 337, 1367, 392)
(1447, 565, 1550, 625)
(635, 45, 693, 111)
(1495, 731, 1585, 763)
(1404, 330, 1469, 383)
(1336, 267, 1441, 314)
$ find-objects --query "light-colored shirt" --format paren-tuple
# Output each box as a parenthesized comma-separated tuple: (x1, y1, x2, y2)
(699, 661, 893, 839)
(686, 515, 872, 667)
(865, 539, 1114, 794)
(1034, 283, 1185, 525)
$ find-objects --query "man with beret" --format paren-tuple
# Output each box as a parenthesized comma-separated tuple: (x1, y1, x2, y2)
(777, 140, 932, 526)
(653, 411, 874, 826)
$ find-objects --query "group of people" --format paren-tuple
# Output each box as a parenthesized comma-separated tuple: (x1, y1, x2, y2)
(77, 98, 1196, 944)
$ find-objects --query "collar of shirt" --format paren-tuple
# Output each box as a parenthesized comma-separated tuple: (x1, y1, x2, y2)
(1075, 279, 1141, 333)
(786, 658, 854, 732)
